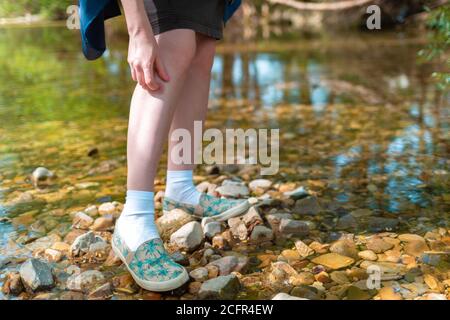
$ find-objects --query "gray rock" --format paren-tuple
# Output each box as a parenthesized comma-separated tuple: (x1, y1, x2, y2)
(336, 214, 358, 230)
(19, 259, 54, 291)
(272, 292, 308, 300)
(31, 167, 54, 187)
(279, 218, 309, 237)
(266, 213, 294, 231)
(189, 267, 209, 282)
(170, 252, 189, 266)
(228, 218, 248, 240)
(242, 206, 263, 227)
(250, 225, 273, 243)
(198, 275, 241, 300)
(203, 221, 223, 239)
(367, 217, 399, 232)
(67, 270, 105, 292)
(216, 180, 249, 198)
(283, 186, 309, 200)
(88, 282, 113, 300)
(294, 196, 322, 215)
(248, 179, 272, 191)
(70, 231, 107, 257)
(207, 255, 248, 276)
(170, 221, 203, 252)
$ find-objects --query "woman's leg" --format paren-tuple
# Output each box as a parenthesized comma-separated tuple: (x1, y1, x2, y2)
(117, 29, 197, 251)
(165, 34, 217, 205)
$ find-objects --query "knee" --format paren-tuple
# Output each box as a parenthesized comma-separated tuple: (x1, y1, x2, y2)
(190, 40, 216, 79)
(158, 31, 197, 79)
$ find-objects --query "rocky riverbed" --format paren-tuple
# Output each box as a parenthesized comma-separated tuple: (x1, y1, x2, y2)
(0, 166, 449, 300)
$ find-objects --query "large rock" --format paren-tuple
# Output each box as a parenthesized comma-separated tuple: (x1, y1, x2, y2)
(366, 237, 394, 253)
(67, 270, 105, 292)
(156, 209, 194, 241)
(19, 259, 54, 291)
(70, 231, 108, 257)
(198, 275, 241, 300)
(2, 272, 24, 295)
(170, 221, 203, 252)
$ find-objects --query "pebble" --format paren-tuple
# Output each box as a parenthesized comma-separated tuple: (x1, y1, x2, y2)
(295, 240, 314, 257)
(346, 285, 371, 300)
(31, 167, 54, 187)
(311, 253, 355, 270)
(366, 237, 394, 253)
(294, 196, 322, 215)
(203, 221, 223, 239)
(367, 217, 399, 232)
(157, 209, 194, 241)
(170, 221, 204, 252)
(329, 239, 359, 259)
(242, 207, 263, 227)
(67, 270, 105, 292)
(404, 240, 429, 257)
(98, 202, 116, 216)
(229, 218, 248, 240)
(272, 292, 308, 300)
(279, 218, 309, 236)
(70, 231, 108, 257)
(189, 267, 209, 282)
(377, 286, 402, 300)
(2, 272, 24, 295)
(19, 258, 54, 291)
(72, 212, 94, 229)
(90, 215, 114, 231)
(290, 285, 321, 300)
(289, 272, 315, 286)
(283, 186, 309, 200)
(330, 271, 350, 284)
(207, 256, 247, 276)
(88, 282, 113, 300)
(44, 248, 63, 262)
(398, 234, 425, 242)
(358, 250, 378, 261)
(198, 275, 241, 300)
(249, 225, 273, 243)
(216, 180, 249, 198)
(249, 179, 272, 192)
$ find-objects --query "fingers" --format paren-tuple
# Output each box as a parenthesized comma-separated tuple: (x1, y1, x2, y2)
(143, 64, 160, 91)
(155, 56, 170, 82)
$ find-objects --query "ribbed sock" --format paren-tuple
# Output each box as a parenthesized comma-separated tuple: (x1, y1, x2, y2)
(115, 190, 159, 251)
(165, 170, 201, 205)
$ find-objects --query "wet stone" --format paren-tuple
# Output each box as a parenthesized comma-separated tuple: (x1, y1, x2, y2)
(311, 253, 355, 270)
(19, 258, 54, 292)
(198, 275, 241, 300)
(294, 196, 322, 215)
(2, 272, 24, 295)
(279, 219, 309, 237)
(67, 270, 105, 293)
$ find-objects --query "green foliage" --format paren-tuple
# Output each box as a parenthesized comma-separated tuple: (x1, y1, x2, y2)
(0, 0, 74, 19)
(418, 5, 450, 91)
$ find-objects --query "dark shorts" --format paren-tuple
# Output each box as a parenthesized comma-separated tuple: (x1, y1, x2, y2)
(144, 0, 226, 40)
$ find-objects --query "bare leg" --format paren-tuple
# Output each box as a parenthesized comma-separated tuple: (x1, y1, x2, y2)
(167, 34, 217, 171)
(127, 29, 197, 191)
(163, 34, 216, 206)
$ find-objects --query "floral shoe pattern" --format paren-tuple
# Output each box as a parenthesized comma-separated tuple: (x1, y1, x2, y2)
(163, 193, 250, 221)
(112, 231, 189, 291)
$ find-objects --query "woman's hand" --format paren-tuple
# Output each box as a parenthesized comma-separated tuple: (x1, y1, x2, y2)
(127, 32, 170, 92)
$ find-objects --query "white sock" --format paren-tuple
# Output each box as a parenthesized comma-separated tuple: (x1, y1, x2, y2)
(116, 190, 159, 251)
(165, 170, 201, 206)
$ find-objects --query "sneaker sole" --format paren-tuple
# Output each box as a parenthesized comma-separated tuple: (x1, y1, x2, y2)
(163, 199, 251, 222)
(112, 238, 189, 292)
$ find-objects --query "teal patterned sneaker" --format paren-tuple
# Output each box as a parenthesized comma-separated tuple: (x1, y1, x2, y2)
(163, 193, 250, 222)
(111, 230, 189, 292)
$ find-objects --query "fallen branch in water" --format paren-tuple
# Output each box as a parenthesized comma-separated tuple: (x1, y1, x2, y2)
(266, 0, 376, 11)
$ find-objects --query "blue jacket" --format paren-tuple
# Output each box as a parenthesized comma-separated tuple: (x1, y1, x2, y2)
(79, 0, 241, 60)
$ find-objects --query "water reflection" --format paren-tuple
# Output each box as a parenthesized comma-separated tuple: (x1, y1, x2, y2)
(0, 25, 448, 246)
